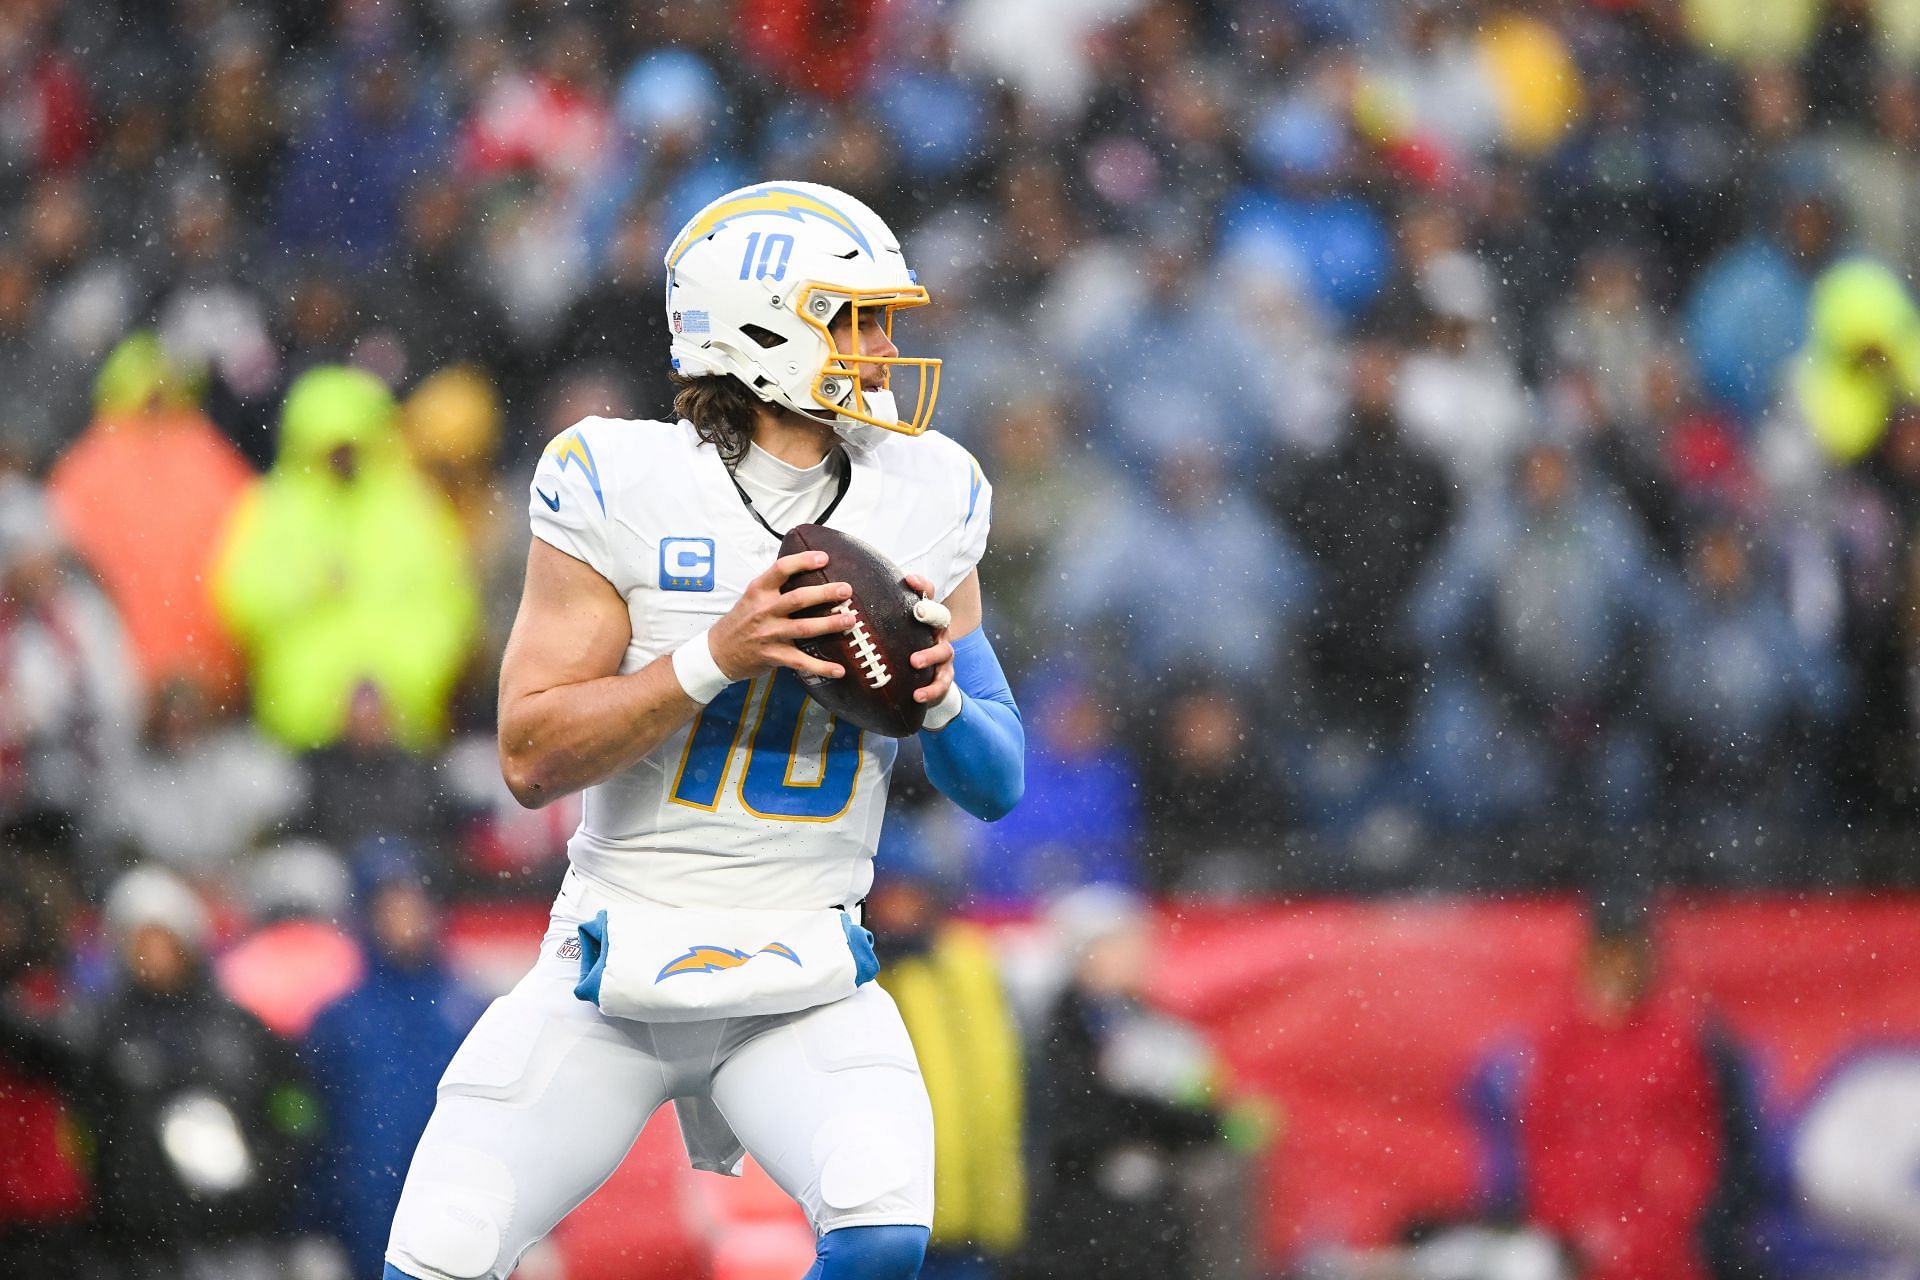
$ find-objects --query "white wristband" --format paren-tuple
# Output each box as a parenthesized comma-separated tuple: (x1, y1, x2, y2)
(921, 683, 964, 731)
(671, 630, 734, 705)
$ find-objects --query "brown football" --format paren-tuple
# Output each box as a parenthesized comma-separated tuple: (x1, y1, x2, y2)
(779, 523, 937, 738)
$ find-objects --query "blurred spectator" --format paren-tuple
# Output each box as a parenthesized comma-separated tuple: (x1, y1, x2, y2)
(1374, 3, 1504, 162)
(741, 0, 889, 102)
(1392, 252, 1531, 496)
(1473, 161, 1562, 382)
(404, 366, 510, 567)
(1684, 190, 1835, 423)
(458, 21, 612, 342)
(215, 842, 361, 1041)
(1576, 345, 1751, 566)
(297, 682, 456, 858)
(1794, 1045, 1920, 1267)
(189, 29, 282, 209)
(212, 367, 479, 752)
(552, 204, 674, 403)
(0, 2, 90, 184)
(973, 393, 1127, 674)
(96, 677, 305, 880)
(1475, 6, 1584, 159)
(964, 670, 1143, 908)
(1594, 6, 1747, 300)
(1024, 887, 1266, 1280)
(1793, 254, 1920, 464)
(0, 246, 73, 464)
(0, 475, 140, 829)
(1413, 443, 1664, 829)
(378, 180, 516, 390)
(276, 45, 449, 265)
(85, 865, 318, 1278)
(1545, 71, 1661, 263)
(577, 48, 731, 274)
(302, 842, 483, 1278)
(0, 858, 89, 1273)
(150, 171, 284, 466)
(1652, 521, 1847, 854)
(1139, 679, 1286, 896)
(25, 172, 141, 377)
(1683, 0, 1822, 67)
(1512, 900, 1772, 1280)
(1223, 128, 1395, 324)
(866, 868, 1026, 1279)
(1553, 246, 1662, 431)
(459, 20, 608, 188)
(1821, 68, 1920, 276)
(74, 37, 173, 265)
(47, 332, 255, 704)
(1275, 334, 1454, 741)
(949, 0, 1137, 117)
(1048, 450, 1314, 690)
(1078, 234, 1296, 468)
(402, 365, 515, 718)
(276, 261, 372, 386)
(1802, 0, 1880, 131)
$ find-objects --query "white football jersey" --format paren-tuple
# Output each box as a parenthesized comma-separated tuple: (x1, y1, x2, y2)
(527, 417, 991, 911)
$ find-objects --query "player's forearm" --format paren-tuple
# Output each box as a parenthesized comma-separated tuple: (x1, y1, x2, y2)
(920, 628, 1025, 821)
(499, 656, 699, 808)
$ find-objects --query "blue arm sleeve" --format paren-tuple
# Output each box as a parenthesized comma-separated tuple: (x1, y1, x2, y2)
(920, 627, 1025, 822)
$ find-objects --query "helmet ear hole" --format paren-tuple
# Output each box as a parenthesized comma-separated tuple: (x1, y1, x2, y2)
(740, 324, 788, 349)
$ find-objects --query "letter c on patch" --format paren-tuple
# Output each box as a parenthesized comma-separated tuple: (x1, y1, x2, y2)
(661, 537, 716, 592)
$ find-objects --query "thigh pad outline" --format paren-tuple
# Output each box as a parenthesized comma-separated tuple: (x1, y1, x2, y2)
(438, 994, 592, 1105)
(386, 1145, 514, 1280)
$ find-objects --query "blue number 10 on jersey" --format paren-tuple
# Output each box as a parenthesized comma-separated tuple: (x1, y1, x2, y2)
(671, 669, 864, 820)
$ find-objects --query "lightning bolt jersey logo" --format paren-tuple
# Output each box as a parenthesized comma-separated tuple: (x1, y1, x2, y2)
(655, 942, 802, 982)
(665, 184, 873, 272)
(543, 429, 606, 515)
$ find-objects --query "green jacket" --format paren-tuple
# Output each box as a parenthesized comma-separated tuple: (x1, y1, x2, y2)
(214, 368, 478, 751)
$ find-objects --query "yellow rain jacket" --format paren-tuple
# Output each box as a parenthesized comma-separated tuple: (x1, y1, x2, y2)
(213, 367, 478, 750)
(1478, 12, 1584, 157)
(879, 925, 1025, 1254)
(1795, 257, 1920, 464)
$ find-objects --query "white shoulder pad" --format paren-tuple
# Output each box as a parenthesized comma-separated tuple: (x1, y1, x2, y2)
(905, 431, 992, 599)
(529, 416, 623, 584)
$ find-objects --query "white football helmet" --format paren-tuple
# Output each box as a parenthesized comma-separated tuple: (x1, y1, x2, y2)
(663, 181, 941, 446)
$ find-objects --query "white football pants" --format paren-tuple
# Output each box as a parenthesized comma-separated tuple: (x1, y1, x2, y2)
(384, 873, 935, 1280)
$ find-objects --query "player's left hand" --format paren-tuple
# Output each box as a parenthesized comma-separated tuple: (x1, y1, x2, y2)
(903, 572, 955, 706)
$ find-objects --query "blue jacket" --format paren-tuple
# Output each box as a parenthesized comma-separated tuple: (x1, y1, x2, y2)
(301, 957, 485, 1276)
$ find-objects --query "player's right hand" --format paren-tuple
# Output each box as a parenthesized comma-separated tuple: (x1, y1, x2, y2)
(707, 550, 857, 682)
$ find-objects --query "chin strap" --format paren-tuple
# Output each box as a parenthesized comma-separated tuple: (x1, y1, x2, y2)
(830, 387, 900, 453)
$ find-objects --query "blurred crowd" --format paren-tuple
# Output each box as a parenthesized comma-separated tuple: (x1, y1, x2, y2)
(8, 0, 1920, 1266)
(9, 0, 1920, 911)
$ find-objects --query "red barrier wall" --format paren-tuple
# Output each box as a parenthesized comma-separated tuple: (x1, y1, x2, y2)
(1148, 895, 1920, 1261)
(443, 894, 1920, 1269)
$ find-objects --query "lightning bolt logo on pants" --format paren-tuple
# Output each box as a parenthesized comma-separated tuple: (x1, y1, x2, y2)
(655, 942, 802, 982)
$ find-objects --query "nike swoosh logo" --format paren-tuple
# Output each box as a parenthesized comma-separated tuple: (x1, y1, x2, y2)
(537, 488, 560, 511)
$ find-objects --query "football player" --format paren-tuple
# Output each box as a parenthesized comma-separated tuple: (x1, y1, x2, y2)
(381, 182, 1025, 1280)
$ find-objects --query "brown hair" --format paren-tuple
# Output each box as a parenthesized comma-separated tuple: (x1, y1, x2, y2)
(671, 372, 760, 466)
